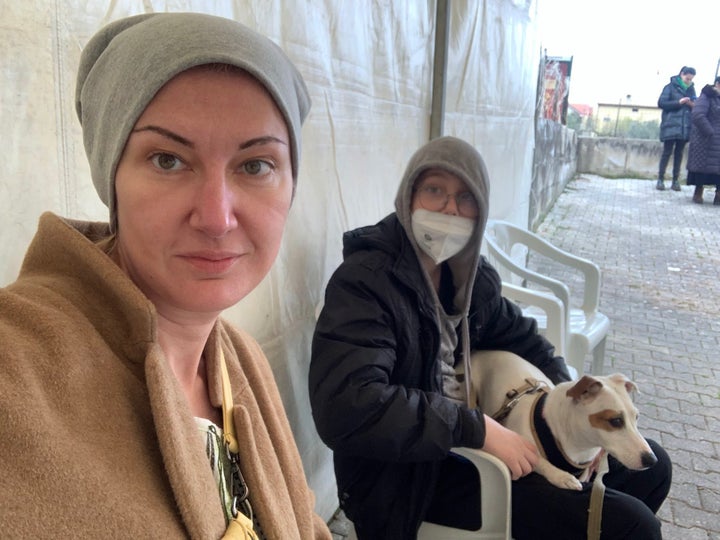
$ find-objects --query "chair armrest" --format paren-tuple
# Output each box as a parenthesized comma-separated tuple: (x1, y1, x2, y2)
(451, 447, 511, 538)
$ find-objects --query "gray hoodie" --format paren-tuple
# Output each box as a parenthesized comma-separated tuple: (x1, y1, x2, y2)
(394, 136, 491, 405)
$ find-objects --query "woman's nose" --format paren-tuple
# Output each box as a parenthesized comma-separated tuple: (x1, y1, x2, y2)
(442, 194, 460, 216)
(189, 170, 238, 237)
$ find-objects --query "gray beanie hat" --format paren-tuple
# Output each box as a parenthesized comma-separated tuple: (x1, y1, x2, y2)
(75, 12, 311, 226)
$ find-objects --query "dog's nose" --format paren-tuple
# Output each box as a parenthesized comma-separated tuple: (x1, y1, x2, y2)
(641, 452, 658, 468)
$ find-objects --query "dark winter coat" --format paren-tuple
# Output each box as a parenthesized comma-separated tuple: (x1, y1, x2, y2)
(687, 84, 720, 175)
(658, 76, 696, 141)
(309, 214, 570, 540)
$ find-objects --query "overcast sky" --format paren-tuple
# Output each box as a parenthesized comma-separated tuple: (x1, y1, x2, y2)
(537, 0, 719, 107)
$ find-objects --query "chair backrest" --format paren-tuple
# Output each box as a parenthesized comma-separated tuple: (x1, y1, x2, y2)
(484, 220, 572, 310)
(483, 220, 523, 284)
(484, 219, 609, 376)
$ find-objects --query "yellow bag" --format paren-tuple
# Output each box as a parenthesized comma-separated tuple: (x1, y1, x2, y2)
(222, 512, 259, 540)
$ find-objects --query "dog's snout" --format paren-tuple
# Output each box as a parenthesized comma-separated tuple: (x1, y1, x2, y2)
(641, 452, 658, 468)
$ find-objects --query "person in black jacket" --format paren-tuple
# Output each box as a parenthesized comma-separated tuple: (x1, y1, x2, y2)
(310, 137, 671, 539)
(686, 76, 720, 204)
(656, 66, 696, 191)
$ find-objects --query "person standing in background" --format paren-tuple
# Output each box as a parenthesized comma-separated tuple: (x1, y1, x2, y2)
(686, 76, 720, 205)
(656, 66, 696, 191)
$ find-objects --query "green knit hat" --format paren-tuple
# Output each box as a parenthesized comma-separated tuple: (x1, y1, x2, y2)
(75, 12, 311, 229)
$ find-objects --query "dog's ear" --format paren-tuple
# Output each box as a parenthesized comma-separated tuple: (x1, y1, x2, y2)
(566, 375, 603, 402)
(608, 373, 639, 395)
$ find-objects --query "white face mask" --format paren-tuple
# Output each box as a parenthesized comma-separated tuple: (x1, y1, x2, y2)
(411, 209, 475, 264)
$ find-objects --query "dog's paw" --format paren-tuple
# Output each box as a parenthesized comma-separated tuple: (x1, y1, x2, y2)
(559, 475, 583, 491)
(546, 470, 583, 491)
(536, 459, 584, 490)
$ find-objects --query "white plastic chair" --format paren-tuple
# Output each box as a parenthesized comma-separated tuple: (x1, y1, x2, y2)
(417, 448, 512, 540)
(483, 220, 610, 375)
(500, 282, 577, 380)
(345, 447, 512, 540)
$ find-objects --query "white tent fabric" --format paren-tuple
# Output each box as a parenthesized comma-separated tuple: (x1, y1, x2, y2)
(0, 0, 540, 520)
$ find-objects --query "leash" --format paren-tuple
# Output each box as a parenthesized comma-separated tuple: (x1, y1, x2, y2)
(587, 452, 609, 540)
(491, 378, 549, 423)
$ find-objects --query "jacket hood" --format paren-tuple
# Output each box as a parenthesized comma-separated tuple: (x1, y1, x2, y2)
(701, 84, 719, 98)
(393, 136, 490, 314)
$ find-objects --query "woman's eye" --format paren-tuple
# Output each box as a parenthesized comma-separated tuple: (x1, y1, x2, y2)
(422, 185, 443, 196)
(458, 192, 475, 203)
(242, 159, 272, 176)
(150, 153, 184, 171)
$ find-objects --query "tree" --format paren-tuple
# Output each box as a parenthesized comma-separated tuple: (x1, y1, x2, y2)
(625, 120, 660, 140)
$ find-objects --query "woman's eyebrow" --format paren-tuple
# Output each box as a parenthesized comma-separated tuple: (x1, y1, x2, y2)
(132, 125, 193, 148)
(130, 129, 286, 152)
(239, 135, 288, 150)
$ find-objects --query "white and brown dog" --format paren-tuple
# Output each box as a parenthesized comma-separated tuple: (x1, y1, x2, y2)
(470, 350, 657, 490)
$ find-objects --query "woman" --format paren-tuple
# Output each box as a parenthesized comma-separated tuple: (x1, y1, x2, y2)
(686, 76, 720, 204)
(310, 137, 671, 539)
(656, 66, 696, 191)
(0, 13, 330, 540)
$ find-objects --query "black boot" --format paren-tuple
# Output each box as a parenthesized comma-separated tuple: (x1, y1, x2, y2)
(656, 179, 665, 191)
(671, 179, 681, 191)
(693, 185, 704, 204)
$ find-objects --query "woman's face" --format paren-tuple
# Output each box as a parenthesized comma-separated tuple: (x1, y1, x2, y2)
(113, 67, 293, 319)
(411, 169, 478, 219)
(681, 72, 695, 86)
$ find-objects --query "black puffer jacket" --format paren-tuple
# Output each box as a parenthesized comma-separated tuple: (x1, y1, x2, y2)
(687, 84, 720, 174)
(310, 214, 570, 539)
(658, 76, 696, 141)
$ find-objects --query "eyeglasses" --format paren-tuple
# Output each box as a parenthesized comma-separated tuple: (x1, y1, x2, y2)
(415, 184, 479, 218)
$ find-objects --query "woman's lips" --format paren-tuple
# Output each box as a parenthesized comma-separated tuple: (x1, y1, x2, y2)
(179, 251, 242, 274)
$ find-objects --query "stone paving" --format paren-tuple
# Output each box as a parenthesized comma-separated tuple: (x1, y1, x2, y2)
(328, 174, 720, 539)
(534, 175, 720, 540)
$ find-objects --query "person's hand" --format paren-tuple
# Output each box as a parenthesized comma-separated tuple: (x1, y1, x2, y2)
(680, 97, 691, 105)
(481, 414, 539, 480)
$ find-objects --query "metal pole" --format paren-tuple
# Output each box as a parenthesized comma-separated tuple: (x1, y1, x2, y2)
(613, 94, 631, 137)
(429, 0, 449, 140)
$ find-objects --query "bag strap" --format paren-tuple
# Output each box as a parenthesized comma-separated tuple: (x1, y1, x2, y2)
(218, 348, 259, 540)
(220, 347, 239, 454)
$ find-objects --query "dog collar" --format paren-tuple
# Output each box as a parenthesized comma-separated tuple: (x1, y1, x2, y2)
(531, 392, 591, 477)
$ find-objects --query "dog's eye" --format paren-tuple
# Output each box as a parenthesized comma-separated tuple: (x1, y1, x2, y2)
(608, 417, 625, 428)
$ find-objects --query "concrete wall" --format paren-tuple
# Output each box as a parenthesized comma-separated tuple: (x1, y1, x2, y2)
(529, 119, 578, 229)
(528, 133, 680, 232)
(577, 136, 682, 180)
